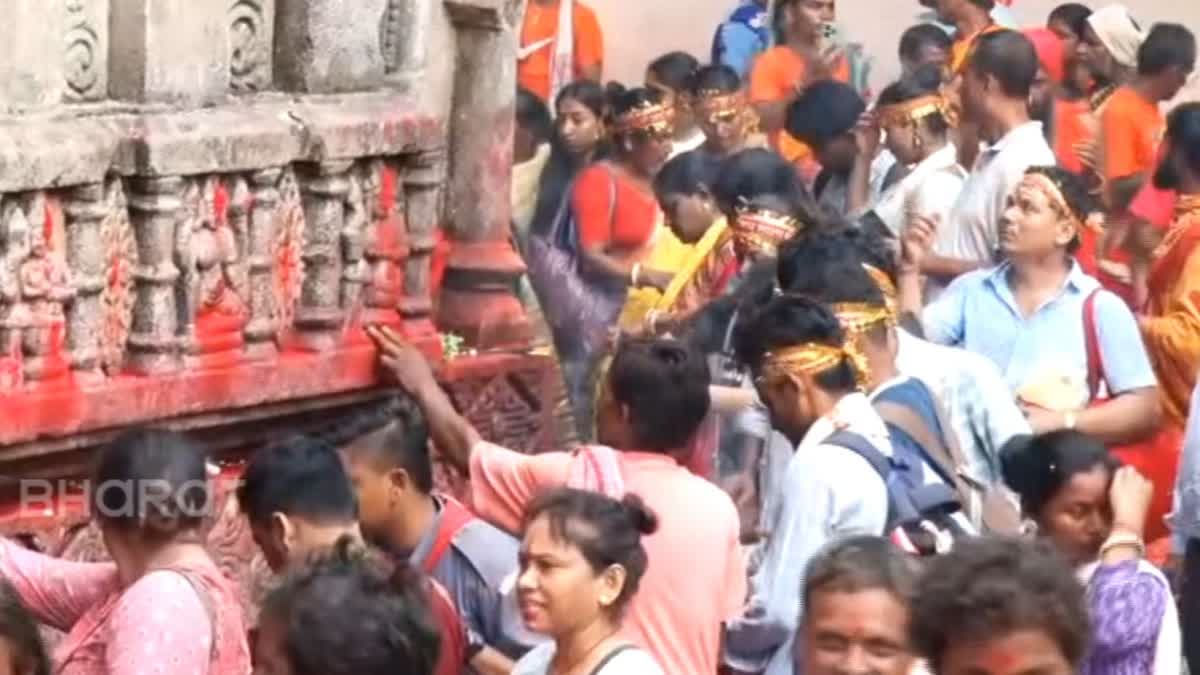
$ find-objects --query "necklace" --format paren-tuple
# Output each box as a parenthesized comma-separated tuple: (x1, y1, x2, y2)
(550, 629, 622, 675)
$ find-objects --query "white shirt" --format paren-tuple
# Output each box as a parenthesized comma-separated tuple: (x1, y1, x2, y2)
(512, 643, 664, 675)
(938, 122, 1056, 265)
(725, 392, 890, 675)
(871, 143, 968, 237)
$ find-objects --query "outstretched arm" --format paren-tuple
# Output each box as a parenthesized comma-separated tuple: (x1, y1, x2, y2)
(368, 326, 481, 473)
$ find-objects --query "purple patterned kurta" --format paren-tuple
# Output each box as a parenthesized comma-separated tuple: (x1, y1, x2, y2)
(1079, 559, 1177, 675)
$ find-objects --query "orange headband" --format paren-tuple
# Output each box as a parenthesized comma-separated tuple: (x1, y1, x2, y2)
(762, 342, 868, 390)
(877, 95, 957, 129)
(863, 264, 898, 310)
(732, 207, 799, 257)
(1020, 172, 1104, 234)
(694, 91, 746, 117)
(614, 102, 675, 136)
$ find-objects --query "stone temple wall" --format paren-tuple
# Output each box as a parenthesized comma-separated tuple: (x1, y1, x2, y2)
(0, 0, 553, 478)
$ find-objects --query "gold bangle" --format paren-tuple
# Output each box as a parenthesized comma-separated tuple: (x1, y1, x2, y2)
(1099, 531, 1145, 559)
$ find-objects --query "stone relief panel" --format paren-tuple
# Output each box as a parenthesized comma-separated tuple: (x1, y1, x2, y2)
(0, 156, 432, 392)
(63, 0, 108, 102)
(228, 0, 274, 93)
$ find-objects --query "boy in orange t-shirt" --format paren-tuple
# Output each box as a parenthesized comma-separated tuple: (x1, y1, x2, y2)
(518, 0, 604, 102)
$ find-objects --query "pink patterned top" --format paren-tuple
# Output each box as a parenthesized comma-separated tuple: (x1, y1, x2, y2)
(0, 539, 251, 675)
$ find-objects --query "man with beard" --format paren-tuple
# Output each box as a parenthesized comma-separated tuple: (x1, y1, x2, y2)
(1141, 108, 1200, 637)
(917, 30, 1055, 296)
(1096, 23, 1196, 304)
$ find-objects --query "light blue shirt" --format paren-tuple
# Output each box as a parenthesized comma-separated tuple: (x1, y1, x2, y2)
(1172, 380, 1200, 553)
(922, 262, 1158, 397)
(713, 1, 771, 78)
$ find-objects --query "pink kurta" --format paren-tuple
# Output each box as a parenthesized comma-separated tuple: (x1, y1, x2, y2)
(0, 539, 251, 675)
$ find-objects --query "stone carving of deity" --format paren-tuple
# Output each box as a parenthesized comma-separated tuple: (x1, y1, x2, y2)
(180, 177, 247, 356)
(0, 205, 75, 382)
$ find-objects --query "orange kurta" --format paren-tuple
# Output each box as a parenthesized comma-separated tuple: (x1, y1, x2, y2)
(748, 46, 850, 176)
(518, 1, 604, 101)
(1143, 195, 1200, 428)
(1101, 86, 1164, 196)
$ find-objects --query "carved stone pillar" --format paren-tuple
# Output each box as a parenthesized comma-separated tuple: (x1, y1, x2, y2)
(438, 0, 531, 348)
(126, 177, 184, 375)
(401, 151, 442, 347)
(109, 0, 228, 104)
(294, 162, 351, 352)
(63, 183, 108, 374)
(244, 168, 282, 359)
(274, 0, 388, 93)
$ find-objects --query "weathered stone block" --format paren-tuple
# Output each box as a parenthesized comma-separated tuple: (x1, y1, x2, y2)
(275, 0, 388, 93)
(109, 0, 229, 104)
(0, 1, 66, 109)
(64, 0, 110, 102)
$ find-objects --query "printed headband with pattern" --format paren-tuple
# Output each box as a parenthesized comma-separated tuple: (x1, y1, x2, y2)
(877, 94, 958, 129)
(732, 204, 801, 257)
(1021, 172, 1104, 234)
(613, 101, 675, 136)
(762, 341, 869, 390)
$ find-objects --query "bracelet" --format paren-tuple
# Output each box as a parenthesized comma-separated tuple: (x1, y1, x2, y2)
(1099, 531, 1145, 559)
(646, 310, 660, 334)
(631, 263, 642, 287)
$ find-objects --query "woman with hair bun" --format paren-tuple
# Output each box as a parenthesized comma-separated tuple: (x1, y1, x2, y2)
(512, 488, 664, 675)
(1000, 431, 1180, 675)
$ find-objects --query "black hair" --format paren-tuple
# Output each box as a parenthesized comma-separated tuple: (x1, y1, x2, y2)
(647, 51, 700, 92)
(92, 428, 209, 537)
(1000, 431, 1119, 517)
(1137, 23, 1197, 77)
(260, 539, 441, 675)
(529, 80, 612, 237)
(910, 537, 1090, 671)
(1048, 3, 1092, 39)
(0, 581, 49, 675)
(523, 488, 658, 615)
(898, 24, 952, 63)
(712, 148, 813, 218)
(1025, 165, 1096, 221)
(777, 230, 887, 307)
(516, 87, 553, 145)
(1165, 102, 1200, 174)
(323, 397, 433, 494)
(607, 337, 711, 451)
(609, 86, 667, 141)
(772, 0, 800, 46)
(654, 150, 722, 202)
(876, 64, 951, 136)
(683, 258, 779, 355)
(733, 294, 859, 392)
(842, 223, 899, 284)
(238, 435, 358, 527)
(967, 29, 1040, 99)
(785, 80, 866, 147)
(803, 535, 921, 610)
(688, 64, 742, 97)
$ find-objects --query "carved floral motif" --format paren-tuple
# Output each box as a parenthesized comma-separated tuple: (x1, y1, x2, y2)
(229, 0, 270, 93)
(100, 181, 136, 376)
(64, 0, 102, 101)
(272, 169, 306, 341)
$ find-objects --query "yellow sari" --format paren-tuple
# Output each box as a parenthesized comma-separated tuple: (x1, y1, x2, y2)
(617, 218, 695, 331)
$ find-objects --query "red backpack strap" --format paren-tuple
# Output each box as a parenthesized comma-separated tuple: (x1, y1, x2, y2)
(423, 497, 477, 574)
(1082, 289, 1105, 400)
